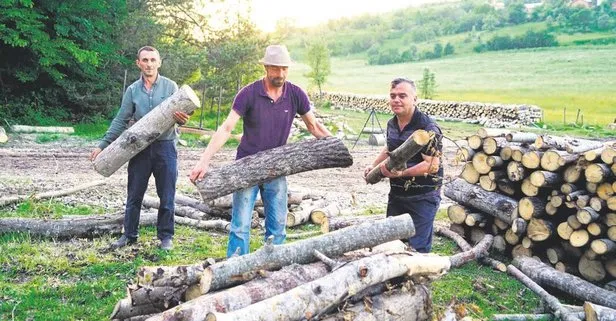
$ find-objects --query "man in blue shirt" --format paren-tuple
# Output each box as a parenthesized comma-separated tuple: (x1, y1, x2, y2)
(90, 46, 190, 250)
(189, 45, 331, 257)
(363, 77, 443, 253)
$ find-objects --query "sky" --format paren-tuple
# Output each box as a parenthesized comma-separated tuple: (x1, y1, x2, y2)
(245, 0, 440, 32)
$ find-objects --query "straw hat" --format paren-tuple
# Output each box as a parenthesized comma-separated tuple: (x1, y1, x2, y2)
(259, 45, 293, 66)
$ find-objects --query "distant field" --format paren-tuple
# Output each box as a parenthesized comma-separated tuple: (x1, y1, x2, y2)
(290, 45, 616, 126)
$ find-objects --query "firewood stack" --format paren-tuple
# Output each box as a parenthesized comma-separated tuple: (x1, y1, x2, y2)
(309, 92, 542, 127)
(445, 128, 616, 285)
(108, 214, 494, 321)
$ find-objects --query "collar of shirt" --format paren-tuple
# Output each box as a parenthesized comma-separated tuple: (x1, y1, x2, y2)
(258, 78, 288, 102)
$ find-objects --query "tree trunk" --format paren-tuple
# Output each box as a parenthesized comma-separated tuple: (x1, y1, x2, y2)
(513, 256, 616, 309)
(319, 286, 432, 321)
(527, 219, 553, 242)
(601, 147, 616, 165)
(174, 193, 231, 220)
(584, 302, 616, 321)
(507, 161, 527, 182)
(519, 197, 546, 220)
(578, 256, 606, 282)
(0, 212, 158, 239)
(142, 195, 209, 220)
(585, 164, 613, 184)
(204, 253, 451, 321)
(507, 264, 582, 321)
(365, 130, 434, 184)
(530, 171, 563, 188)
(522, 151, 544, 169)
(434, 225, 506, 271)
(0, 179, 107, 207)
(460, 163, 480, 184)
(94, 85, 200, 177)
(483, 137, 507, 155)
(11, 124, 75, 134)
(506, 132, 538, 144)
(566, 139, 604, 154)
(444, 178, 518, 224)
(286, 200, 327, 227)
(541, 150, 578, 172)
(447, 204, 469, 225)
(321, 214, 386, 233)
(143, 262, 331, 321)
(195, 137, 353, 200)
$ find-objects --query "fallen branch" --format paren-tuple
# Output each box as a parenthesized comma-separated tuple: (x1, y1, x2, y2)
(434, 225, 506, 271)
(11, 124, 75, 134)
(0, 179, 108, 208)
(174, 193, 231, 220)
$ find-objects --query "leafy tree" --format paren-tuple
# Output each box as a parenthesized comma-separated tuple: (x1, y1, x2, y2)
(482, 14, 500, 31)
(418, 68, 437, 99)
(305, 41, 331, 96)
(433, 43, 443, 58)
(506, 1, 528, 24)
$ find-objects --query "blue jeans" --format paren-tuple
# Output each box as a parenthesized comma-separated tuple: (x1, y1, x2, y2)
(227, 176, 288, 257)
(386, 190, 441, 253)
(124, 140, 177, 241)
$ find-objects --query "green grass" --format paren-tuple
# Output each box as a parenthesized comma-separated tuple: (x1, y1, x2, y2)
(35, 134, 61, 144)
(293, 45, 616, 127)
(0, 199, 542, 320)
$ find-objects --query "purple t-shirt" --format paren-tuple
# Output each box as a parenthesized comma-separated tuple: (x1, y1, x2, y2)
(233, 79, 311, 159)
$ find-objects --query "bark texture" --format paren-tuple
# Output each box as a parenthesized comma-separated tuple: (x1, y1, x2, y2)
(94, 85, 200, 177)
(195, 137, 353, 201)
(444, 178, 518, 224)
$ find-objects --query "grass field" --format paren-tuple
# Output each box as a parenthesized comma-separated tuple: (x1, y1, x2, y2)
(290, 44, 616, 126)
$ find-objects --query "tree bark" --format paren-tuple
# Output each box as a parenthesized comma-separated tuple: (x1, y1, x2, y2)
(0, 212, 158, 239)
(584, 302, 616, 321)
(321, 214, 386, 233)
(444, 178, 518, 224)
(365, 130, 434, 184)
(507, 264, 582, 321)
(319, 286, 432, 321)
(204, 252, 451, 321)
(195, 137, 353, 200)
(434, 225, 506, 271)
(94, 85, 200, 177)
(174, 193, 231, 220)
(506, 132, 538, 144)
(512, 256, 616, 310)
(199, 214, 416, 295)
(585, 164, 613, 184)
(0, 179, 107, 207)
(144, 262, 331, 321)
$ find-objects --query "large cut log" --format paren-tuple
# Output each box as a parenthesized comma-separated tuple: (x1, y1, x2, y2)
(319, 285, 432, 321)
(507, 264, 582, 321)
(139, 215, 414, 292)
(195, 137, 353, 200)
(585, 164, 613, 184)
(506, 132, 538, 144)
(93, 85, 200, 177)
(0, 179, 107, 207)
(11, 124, 75, 134)
(321, 214, 386, 233)
(513, 256, 616, 309)
(460, 163, 480, 184)
(205, 239, 492, 321)
(0, 212, 157, 239)
(365, 129, 434, 184)
(444, 178, 518, 224)
(141, 262, 331, 321)
(584, 302, 616, 321)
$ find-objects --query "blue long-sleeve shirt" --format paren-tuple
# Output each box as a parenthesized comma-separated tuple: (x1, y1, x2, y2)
(98, 75, 179, 149)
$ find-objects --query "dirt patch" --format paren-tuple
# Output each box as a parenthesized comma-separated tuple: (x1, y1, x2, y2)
(0, 134, 463, 214)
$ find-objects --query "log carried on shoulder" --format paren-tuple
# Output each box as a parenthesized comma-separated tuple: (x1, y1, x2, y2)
(365, 129, 435, 184)
(194, 137, 353, 201)
(93, 85, 201, 177)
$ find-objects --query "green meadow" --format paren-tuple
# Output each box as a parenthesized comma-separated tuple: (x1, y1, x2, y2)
(290, 45, 616, 126)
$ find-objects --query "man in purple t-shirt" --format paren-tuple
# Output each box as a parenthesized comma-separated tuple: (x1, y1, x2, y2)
(190, 45, 331, 256)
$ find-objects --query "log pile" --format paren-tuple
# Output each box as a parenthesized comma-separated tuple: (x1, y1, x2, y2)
(446, 128, 616, 285)
(108, 214, 495, 321)
(309, 92, 542, 127)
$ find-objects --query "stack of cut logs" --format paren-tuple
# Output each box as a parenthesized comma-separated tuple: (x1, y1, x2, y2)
(309, 92, 542, 126)
(446, 128, 616, 285)
(108, 214, 494, 321)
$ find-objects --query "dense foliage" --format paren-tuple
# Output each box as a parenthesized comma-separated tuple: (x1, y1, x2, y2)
(0, 0, 268, 124)
(474, 30, 558, 52)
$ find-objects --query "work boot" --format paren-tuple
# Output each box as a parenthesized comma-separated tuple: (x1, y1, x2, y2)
(160, 238, 173, 251)
(110, 235, 136, 249)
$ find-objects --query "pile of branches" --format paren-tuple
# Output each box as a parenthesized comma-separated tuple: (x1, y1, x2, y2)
(446, 127, 616, 285)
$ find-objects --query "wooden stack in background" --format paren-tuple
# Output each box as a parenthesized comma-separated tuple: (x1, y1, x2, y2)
(446, 128, 616, 285)
(309, 92, 543, 127)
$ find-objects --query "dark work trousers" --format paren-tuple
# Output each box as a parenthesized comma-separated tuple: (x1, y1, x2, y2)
(386, 190, 441, 253)
(124, 140, 177, 241)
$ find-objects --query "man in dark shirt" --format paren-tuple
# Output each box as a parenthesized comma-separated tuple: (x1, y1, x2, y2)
(190, 45, 331, 256)
(363, 77, 443, 253)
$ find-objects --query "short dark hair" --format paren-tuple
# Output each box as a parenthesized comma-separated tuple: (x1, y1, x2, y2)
(137, 46, 159, 59)
(391, 77, 416, 91)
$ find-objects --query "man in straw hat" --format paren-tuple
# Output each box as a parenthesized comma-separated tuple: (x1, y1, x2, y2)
(190, 45, 331, 256)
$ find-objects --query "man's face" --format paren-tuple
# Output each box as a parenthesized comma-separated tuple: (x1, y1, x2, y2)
(389, 82, 416, 117)
(264, 65, 288, 88)
(136, 50, 161, 77)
